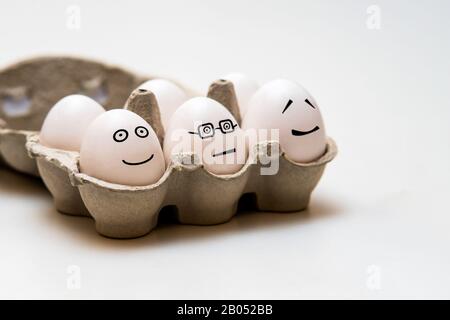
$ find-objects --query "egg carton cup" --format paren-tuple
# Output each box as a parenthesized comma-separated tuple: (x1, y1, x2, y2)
(0, 128, 38, 175)
(26, 81, 337, 239)
(0, 56, 193, 175)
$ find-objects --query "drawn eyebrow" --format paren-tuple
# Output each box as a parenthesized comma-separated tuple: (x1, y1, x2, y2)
(282, 99, 293, 114)
(305, 98, 316, 109)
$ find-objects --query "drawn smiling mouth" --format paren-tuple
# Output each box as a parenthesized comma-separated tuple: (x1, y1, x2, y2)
(212, 148, 236, 158)
(291, 126, 320, 136)
(122, 154, 154, 166)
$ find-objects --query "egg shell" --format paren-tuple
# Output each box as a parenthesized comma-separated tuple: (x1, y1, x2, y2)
(39, 94, 105, 151)
(243, 79, 326, 163)
(221, 73, 259, 116)
(138, 79, 188, 128)
(25, 77, 337, 239)
(164, 97, 247, 175)
(80, 109, 165, 186)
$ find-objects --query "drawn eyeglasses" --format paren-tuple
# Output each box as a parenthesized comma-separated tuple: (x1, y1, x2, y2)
(188, 119, 237, 139)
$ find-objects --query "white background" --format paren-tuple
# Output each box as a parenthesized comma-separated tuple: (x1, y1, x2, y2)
(1, 0, 450, 299)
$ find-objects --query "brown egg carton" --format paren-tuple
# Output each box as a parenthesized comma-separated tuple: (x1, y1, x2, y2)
(0, 56, 174, 175)
(26, 81, 337, 239)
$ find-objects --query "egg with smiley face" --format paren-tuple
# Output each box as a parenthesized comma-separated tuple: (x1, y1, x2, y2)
(80, 109, 165, 186)
(164, 97, 247, 175)
(243, 79, 326, 163)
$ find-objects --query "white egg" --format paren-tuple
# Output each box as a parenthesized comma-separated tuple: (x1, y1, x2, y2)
(138, 79, 188, 128)
(80, 109, 165, 186)
(242, 79, 326, 163)
(221, 73, 259, 116)
(40, 94, 105, 151)
(164, 97, 247, 175)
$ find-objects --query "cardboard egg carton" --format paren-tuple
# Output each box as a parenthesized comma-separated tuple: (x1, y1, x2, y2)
(0, 56, 152, 175)
(26, 80, 337, 239)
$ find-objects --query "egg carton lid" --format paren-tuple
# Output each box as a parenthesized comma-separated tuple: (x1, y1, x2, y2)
(0, 55, 196, 175)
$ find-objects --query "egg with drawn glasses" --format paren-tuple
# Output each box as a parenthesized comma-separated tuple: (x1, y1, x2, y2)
(164, 97, 247, 175)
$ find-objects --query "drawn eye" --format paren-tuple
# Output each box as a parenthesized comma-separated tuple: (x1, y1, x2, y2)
(135, 126, 149, 138)
(282, 99, 293, 114)
(113, 129, 128, 142)
(305, 98, 316, 109)
(202, 126, 211, 134)
(218, 119, 235, 133)
(198, 123, 215, 139)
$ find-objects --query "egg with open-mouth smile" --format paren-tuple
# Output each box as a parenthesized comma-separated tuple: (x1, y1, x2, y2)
(243, 79, 326, 163)
(80, 109, 165, 186)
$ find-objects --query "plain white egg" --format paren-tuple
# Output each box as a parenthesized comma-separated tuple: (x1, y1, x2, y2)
(80, 109, 165, 186)
(164, 97, 247, 175)
(138, 79, 188, 128)
(221, 73, 259, 117)
(40, 94, 105, 151)
(242, 79, 326, 163)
